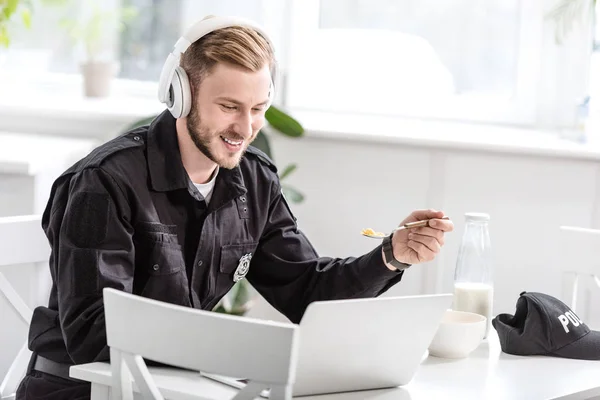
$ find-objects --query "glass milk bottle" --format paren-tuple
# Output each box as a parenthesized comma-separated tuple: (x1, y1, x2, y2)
(453, 212, 494, 337)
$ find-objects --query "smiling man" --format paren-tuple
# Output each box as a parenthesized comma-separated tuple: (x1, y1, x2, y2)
(16, 16, 453, 400)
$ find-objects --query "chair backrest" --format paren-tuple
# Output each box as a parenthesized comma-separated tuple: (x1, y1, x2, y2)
(559, 225, 600, 323)
(0, 215, 51, 400)
(103, 288, 300, 400)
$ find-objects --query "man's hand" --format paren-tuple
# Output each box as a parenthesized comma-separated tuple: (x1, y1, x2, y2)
(383, 209, 454, 270)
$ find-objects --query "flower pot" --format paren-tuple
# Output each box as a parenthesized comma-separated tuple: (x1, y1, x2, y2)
(80, 61, 118, 97)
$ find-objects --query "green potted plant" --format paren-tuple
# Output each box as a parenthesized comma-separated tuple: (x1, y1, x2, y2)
(59, 2, 137, 97)
(124, 104, 305, 316)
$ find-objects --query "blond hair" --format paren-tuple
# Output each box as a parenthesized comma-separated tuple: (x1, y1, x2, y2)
(180, 20, 275, 91)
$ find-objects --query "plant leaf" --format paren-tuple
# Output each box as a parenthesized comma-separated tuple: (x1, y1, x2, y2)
(265, 105, 304, 138)
(251, 129, 273, 159)
(232, 280, 251, 307)
(546, 0, 594, 44)
(279, 163, 297, 180)
(21, 8, 31, 28)
(281, 184, 304, 203)
(121, 115, 156, 133)
(0, 25, 9, 48)
(212, 281, 253, 316)
(5, 0, 19, 17)
(40, 0, 70, 5)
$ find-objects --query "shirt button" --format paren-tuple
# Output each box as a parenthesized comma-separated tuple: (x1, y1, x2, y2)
(240, 196, 246, 202)
(197, 261, 203, 267)
(152, 264, 159, 271)
(133, 136, 140, 141)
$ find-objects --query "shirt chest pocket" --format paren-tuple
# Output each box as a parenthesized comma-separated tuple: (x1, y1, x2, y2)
(133, 223, 188, 305)
(218, 242, 258, 284)
(142, 242, 184, 275)
(135, 223, 184, 272)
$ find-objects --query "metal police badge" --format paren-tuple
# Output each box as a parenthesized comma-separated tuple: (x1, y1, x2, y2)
(233, 253, 252, 282)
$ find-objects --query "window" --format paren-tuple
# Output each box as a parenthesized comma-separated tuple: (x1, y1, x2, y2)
(118, 0, 272, 82)
(0, 0, 280, 96)
(285, 0, 546, 126)
(118, 0, 182, 82)
(0, 0, 594, 133)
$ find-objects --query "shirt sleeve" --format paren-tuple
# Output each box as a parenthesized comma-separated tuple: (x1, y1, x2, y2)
(247, 184, 404, 323)
(46, 167, 134, 363)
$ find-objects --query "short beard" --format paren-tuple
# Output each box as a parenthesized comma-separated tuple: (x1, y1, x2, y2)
(186, 106, 247, 169)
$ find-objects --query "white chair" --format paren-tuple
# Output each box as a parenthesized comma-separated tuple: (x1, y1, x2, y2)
(102, 288, 300, 400)
(559, 225, 600, 324)
(0, 215, 51, 400)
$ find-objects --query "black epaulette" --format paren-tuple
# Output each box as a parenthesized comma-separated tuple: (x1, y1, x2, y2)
(76, 129, 146, 171)
(245, 145, 278, 173)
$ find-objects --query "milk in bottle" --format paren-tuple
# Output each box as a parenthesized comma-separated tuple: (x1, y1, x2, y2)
(453, 212, 494, 337)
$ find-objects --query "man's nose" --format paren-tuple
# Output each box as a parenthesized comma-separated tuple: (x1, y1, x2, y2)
(234, 112, 253, 138)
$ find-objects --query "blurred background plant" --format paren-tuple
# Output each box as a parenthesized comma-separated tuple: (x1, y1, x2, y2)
(546, 0, 597, 44)
(1, 0, 138, 96)
(58, 1, 138, 63)
(253, 105, 305, 203)
(57, 0, 138, 96)
(0, 0, 64, 47)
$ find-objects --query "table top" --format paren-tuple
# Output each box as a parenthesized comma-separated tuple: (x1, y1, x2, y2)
(71, 330, 600, 400)
(317, 330, 600, 400)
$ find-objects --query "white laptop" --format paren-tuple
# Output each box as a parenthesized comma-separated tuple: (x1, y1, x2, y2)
(203, 293, 452, 397)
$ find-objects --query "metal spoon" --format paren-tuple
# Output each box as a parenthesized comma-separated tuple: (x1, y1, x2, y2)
(361, 216, 450, 239)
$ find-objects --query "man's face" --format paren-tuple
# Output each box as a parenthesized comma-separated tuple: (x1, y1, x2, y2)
(186, 62, 271, 169)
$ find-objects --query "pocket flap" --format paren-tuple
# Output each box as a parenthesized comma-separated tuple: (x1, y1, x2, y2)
(135, 222, 180, 246)
(136, 221, 178, 235)
(219, 242, 258, 274)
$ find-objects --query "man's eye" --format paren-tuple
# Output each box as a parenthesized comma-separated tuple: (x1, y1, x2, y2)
(221, 105, 237, 111)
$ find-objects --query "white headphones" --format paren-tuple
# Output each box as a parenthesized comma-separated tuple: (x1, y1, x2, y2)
(157, 16, 276, 119)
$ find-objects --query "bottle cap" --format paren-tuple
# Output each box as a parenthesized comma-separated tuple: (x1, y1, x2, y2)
(465, 212, 490, 221)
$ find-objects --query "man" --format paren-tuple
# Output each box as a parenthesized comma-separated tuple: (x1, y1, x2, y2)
(16, 16, 453, 399)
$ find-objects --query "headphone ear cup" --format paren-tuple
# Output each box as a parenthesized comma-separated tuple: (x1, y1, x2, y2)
(168, 66, 192, 118)
(266, 64, 277, 109)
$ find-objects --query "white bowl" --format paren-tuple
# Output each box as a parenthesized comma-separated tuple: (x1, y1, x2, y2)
(428, 309, 486, 359)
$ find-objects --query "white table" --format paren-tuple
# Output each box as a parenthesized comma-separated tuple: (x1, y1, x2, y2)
(71, 330, 600, 400)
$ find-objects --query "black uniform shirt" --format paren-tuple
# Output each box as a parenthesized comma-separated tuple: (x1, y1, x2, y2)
(28, 110, 404, 365)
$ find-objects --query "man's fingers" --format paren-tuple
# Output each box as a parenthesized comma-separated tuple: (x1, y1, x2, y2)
(429, 218, 454, 232)
(410, 208, 445, 221)
(407, 209, 454, 232)
(408, 233, 440, 255)
(407, 240, 435, 262)
(410, 227, 445, 246)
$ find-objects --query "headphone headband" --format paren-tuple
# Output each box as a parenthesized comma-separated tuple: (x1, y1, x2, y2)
(157, 16, 276, 109)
